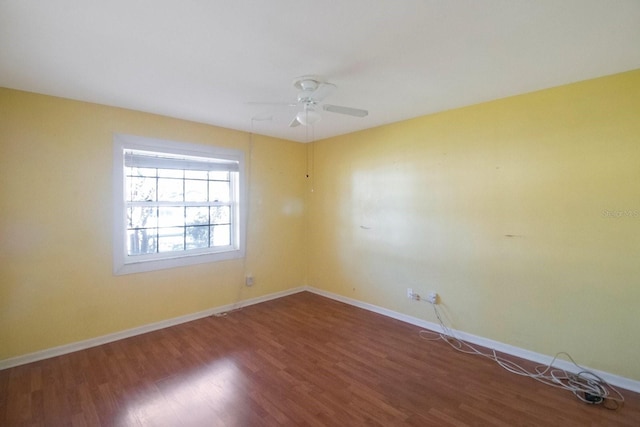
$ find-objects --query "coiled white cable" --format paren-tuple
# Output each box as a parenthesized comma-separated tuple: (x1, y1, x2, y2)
(419, 303, 625, 410)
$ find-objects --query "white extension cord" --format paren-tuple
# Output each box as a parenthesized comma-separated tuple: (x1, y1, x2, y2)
(419, 301, 625, 410)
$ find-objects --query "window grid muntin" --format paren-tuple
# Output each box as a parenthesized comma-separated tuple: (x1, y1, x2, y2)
(125, 163, 235, 257)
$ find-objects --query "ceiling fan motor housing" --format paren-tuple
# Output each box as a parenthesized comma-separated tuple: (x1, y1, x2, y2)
(297, 79, 319, 92)
(295, 77, 321, 105)
(293, 75, 322, 90)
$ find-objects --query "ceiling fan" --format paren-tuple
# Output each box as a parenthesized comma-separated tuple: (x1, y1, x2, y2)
(251, 75, 368, 127)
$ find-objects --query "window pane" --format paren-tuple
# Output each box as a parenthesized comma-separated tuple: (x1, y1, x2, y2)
(157, 169, 183, 178)
(186, 225, 209, 249)
(126, 176, 156, 202)
(158, 227, 184, 252)
(128, 206, 157, 228)
(209, 171, 229, 180)
(159, 207, 184, 228)
(157, 178, 183, 201)
(127, 228, 157, 255)
(209, 181, 230, 202)
(185, 170, 208, 179)
(128, 167, 157, 177)
(211, 224, 231, 246)
(185, 179, 208, 202)
(185, 206, 209, 226)
(211, 206, 230, 225)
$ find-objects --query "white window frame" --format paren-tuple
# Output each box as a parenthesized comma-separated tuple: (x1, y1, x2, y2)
(113, 134, 246, 275)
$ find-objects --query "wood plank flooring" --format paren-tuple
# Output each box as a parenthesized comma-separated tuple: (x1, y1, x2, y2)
(1, 291, 639, 426)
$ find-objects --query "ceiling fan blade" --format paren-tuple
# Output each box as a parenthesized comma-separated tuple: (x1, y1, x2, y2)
(289, 117, 301, 127)
(323, 104, 368, 117)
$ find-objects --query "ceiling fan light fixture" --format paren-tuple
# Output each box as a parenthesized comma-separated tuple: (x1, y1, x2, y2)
(296, 108, 321, 126)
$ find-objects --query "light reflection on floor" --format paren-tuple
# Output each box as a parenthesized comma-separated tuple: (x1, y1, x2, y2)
(118, 358, 243, 426)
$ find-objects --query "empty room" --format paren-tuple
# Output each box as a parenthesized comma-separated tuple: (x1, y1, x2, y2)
(1, 1, 639, 426)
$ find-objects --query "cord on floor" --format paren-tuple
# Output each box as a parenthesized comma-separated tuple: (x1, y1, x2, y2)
(419, 302, 625, 410)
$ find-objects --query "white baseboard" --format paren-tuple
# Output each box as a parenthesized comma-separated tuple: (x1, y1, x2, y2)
(0, 286, 305, 371)
(305, 286, 640, 394)
(4, 284, 639, 395)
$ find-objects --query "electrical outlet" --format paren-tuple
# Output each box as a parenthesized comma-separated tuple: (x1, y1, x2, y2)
(245, 275, 254, 287)
(427, 292, 438, 304)
(407, 288, 413, 299)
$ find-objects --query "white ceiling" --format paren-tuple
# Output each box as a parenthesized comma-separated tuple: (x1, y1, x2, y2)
(2, 1, 640, 143)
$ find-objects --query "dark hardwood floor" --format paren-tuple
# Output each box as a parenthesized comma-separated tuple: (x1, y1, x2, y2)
(1, 291, 639, 426)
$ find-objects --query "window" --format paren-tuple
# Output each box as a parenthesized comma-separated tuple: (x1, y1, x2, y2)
(113, 134, 245, 275)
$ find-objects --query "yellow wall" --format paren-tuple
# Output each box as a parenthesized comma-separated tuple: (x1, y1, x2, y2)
(308, 70, 640, 380)
(0, 89, 307, 360)
(2, 70, 639, 382)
